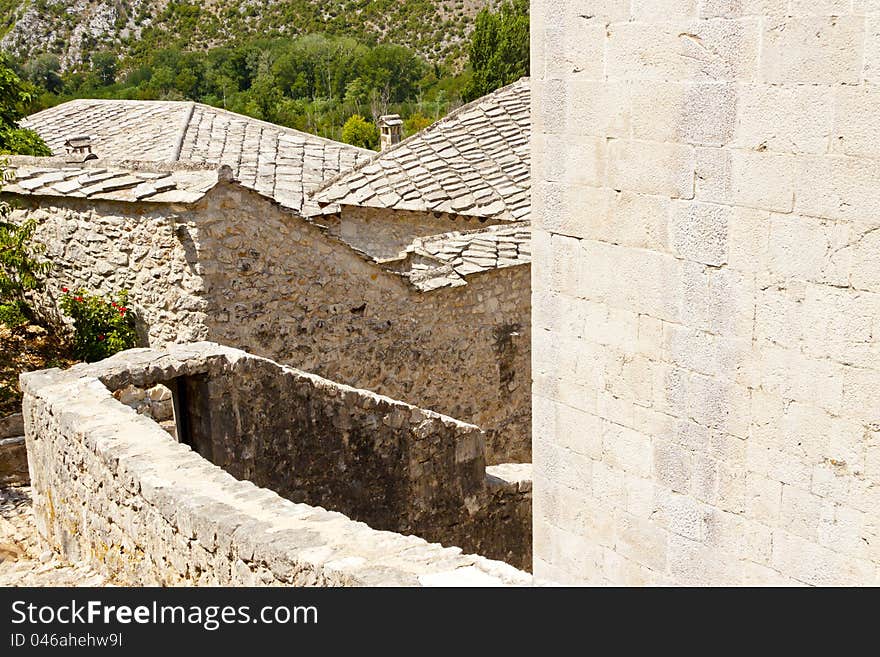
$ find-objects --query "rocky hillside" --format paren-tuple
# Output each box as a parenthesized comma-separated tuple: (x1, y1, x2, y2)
(0, 0, 495, 69)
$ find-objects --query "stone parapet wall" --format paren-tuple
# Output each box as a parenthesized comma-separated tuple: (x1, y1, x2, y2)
(20, 343, 530, 586)
(532, 1, 880, 585)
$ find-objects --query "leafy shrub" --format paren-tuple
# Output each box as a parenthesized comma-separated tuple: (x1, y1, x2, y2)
(1, 166, 51, 316)
(341, 114, 379, 150)
(59, 289, 137, 362)
(0, 300, 28, 327)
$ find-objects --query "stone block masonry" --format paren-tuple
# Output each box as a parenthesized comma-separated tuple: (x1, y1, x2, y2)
(20, 343, 531, 585)
(532, 1, 880, 585)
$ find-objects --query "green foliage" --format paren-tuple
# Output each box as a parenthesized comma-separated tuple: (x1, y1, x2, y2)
(463, 0, 529, 101)
(341, 114, 378, 150)
(13, 30, 473, 143)
(59, 289, 137, 362)
(0, 54, 51, 155)
(404, 112, 433, 137)
(0, 299, 27, 327)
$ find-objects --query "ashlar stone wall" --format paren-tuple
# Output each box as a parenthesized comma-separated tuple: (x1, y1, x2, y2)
(533, 1, 880, 585)
(8, 184, 530, 463)
(21, 343, 531, 585)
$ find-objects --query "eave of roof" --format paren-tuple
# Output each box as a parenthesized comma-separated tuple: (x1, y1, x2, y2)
(1, 156, 227, 205)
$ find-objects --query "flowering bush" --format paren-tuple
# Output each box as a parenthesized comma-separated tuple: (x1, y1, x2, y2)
(59, 288, 137, 362)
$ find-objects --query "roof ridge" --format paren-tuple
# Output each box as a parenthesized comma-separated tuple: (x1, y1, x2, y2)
(171, 101, 197, 161)
(310, 77, 530, 203)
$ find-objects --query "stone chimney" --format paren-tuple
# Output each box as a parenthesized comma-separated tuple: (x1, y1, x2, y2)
(378, 114, 403, 151)
(63, 135, 97, 162)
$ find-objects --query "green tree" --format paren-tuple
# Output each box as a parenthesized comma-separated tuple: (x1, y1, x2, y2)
(463, 0, 529, 101)
(0, 164, 51, 325)
(91, 51, 118, 87)
(0, 56, 51, 156)
(404, 112, 433, 137)
(341, 114, 378, 150)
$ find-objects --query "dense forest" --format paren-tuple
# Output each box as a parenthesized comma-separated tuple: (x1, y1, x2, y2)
(1, 0, 529, 149)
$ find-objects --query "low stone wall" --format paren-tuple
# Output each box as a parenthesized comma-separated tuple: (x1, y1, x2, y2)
(21, 343, 532, 584)
(0, 413, 28, 485)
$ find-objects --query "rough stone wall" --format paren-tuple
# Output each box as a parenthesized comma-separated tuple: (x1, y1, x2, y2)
(8, 185, 530, 463)
(20, 343, 531, 586)
(170, 351, 530, 569)
(327, 205, 501, 260)
(11, 197, 207, 346)
(0, 413, 27, 485)
(532, 2, 880, 585)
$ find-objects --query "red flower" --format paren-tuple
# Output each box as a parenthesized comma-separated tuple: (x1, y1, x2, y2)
(75, 296, 84, 302)
(98, 335, 105, 341)
(61, 286, 69, 293)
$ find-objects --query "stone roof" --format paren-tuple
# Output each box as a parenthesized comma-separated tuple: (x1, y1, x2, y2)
(2, 156, 226, 205)
(21, 99, 373, 215)
(313, 78, 530, 221)
(400, 223, 531, 291)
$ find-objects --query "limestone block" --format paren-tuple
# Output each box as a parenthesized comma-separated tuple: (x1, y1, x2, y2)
(834, 86, 880, 158)
(564, 80, 631, 139)
(767, 213, 852, 287)
(794, 155, 880, 222)
(862, 15, 880, 83)
(630, 82, 736, 147)
(698, 0, 788, 19)
(632, 0, 698, 20)
(607, 139, 694, 200)
(771, 530, 878, 586)
(669, 200, 730, 266)
(760, 16, 865, 85)
(605, 19, 760, 82)
(732, 84, 834, 154)
(615, 511, 668, 572)
(603, 423, 653, 477)
(696, 147, 796, 213)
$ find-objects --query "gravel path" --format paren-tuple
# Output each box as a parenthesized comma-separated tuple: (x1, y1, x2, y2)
(0, 485, 112, 586)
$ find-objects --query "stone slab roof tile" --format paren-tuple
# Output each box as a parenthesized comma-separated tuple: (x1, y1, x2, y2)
(22, 99, 373, 216)
(312, 78, 530, 221)
(400, 222, 531, 292)
(2, 156, 224, 205)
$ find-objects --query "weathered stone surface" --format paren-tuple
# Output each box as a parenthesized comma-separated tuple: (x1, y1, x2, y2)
(0, 437, 28, 485)
(20, 343, 532, 586)
(21, 99, 372, 217)
(0, 413, 24, 439)
(7, 175, 531, 464)
(532, 1, 880, 585)
(313, 79, 530, 223)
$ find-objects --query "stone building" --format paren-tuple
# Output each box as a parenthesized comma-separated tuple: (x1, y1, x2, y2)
(532, 1, 880, 585)
(3, 154, 530, 463)
(13, 89, 534, 463)
(313, 78, 531, 261)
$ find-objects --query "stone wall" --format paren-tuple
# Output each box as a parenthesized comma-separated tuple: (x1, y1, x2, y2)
(165, 348, 531, 569)
(325, 205, 502, 260)
(532, 1, 880, 585)
(20, 343, 531, 586)
(8, 184, 530, 463)
(0, 413, 27, 485)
